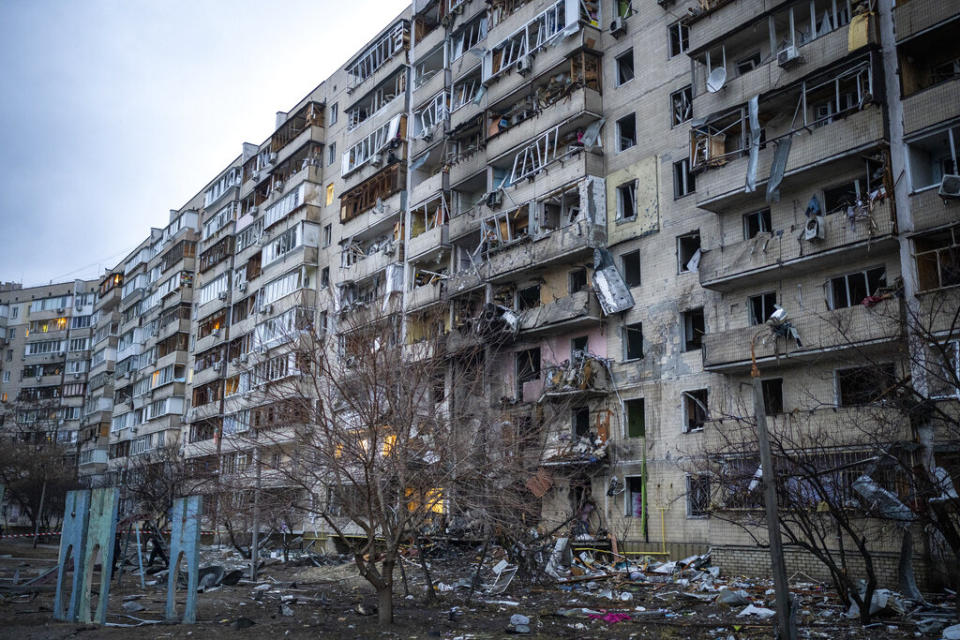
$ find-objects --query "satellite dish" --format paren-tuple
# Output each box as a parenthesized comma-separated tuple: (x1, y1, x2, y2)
(706, 67, 727, 93)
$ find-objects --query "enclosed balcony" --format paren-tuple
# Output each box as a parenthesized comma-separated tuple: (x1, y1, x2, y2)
(702, 298, 901, 372)
(894, 0, 959, 44)
(518, 290, 602, 337)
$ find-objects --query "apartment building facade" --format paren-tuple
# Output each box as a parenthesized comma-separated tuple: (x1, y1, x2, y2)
(2, 0, 957, 584)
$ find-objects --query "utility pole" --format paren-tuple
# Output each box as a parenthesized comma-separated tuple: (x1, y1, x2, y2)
(33, 463, 47, 549)
(751, 335, 795, 640)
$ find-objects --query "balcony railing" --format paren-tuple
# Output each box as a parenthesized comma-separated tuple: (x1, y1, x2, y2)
(702, 298, 901, 371)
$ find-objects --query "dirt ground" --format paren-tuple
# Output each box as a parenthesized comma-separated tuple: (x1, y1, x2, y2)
(0, 539, 952, 639)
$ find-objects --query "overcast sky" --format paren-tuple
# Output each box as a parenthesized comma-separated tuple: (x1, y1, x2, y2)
(0, 0, 409, 287)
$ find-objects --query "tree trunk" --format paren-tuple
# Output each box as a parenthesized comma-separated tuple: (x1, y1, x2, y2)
(377, 584, 393, 624)
(898, 529, 923, 601)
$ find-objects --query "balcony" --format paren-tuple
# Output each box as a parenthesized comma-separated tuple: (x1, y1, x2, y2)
(699, 200, 897, 291)
(695, 108, 886, 213)
(518, 290, 602, 337)
(502, 147, 604, 210)
(692, 23, 876, 119)
(486, 88, 602, 161)
(688, 0, 779, 52)
(448, 149, 484, 190)
(411, 168, 446, 206)
(902, 78, 960, 136)
(340, 249, 398, 285)
(408, 223, 449, 261)
(915, 287, 960, 336)
(446, 218, 605, 295)
(412, 67, 446, 108)
(702, 298, 902, 372)
(407, 282, 445, 310)
(894, 0, 959, 44)
(908, 188, 960, 234)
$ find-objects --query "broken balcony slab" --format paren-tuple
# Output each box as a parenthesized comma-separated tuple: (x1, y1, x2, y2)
(446, 219, 605, 296)
(699, 200, 896, 291)
(518, 290, 602, 337)
(407, 281, 445, 310)
(702, 297, 901, 372)
(695, 108, 886, 213)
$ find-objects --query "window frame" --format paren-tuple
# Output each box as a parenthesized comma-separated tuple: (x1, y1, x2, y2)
(682, 388, 708, 433)
(673, 158, 695, 198)
(616, 179, 638, 221)
(677, 231, 701, 273)
(616, 113, 637, 152)
(670, 85, 693, 127)
(623, 321, 643, 361)
(668, 21, 690, 58)
(686, 474, 710, 518)
(622, 249, 641, 287)
(615, 48, 634, 87)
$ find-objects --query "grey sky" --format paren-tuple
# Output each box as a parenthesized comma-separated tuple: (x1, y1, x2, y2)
(0, 0, 409, 286)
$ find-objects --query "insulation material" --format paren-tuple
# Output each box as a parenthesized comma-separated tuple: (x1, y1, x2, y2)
(591, 247, 634, 315)
(848, 13, 871, 52)
(745, 95, 760, 193)
(605, 156, 658, 243)
(765, 137, 792, 203)
(383, 263, 404, 311)
(852, 475, 915, 527)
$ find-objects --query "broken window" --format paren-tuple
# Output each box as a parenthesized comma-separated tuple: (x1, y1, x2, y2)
(625, 398, 645, 438)
(339, 164, 405, 223)
(762, 378, 784, 415)
(516, 348, 541, 398)
(907, 125, 960, 191)
(616, 180, 637, 221)
(735, 51, 761, 76)
(668, 21, 689, 58)
(449, 14, 487, 62)
(346, 70, 406, 131)
(481, 204, 531, 252)
(571, 335, 588, 357)
(916, 225, 960, 292)
(748, 291, 777, 325)
(683, 389, 708, 433)
(572, 406, 590, 437)
(829, 265, 886, 309)
(414, 45, 444, 89)
(615, 49, 634, 86)
(671, 86, 692, 126)
(673, 158, 695, 198)
(898, 20, 960, 96)
(569, 268, 588, 294)
(624, 322, 643, 360)
(537, 183, 581, 231)
(347, 21, 408, 85)
(485, 0, 568, 80)
(677, 231, 701, 273)
(451, 72, 482, 112)
(926, 341, 960, 400)
(321, 267, 329, 287)
(743, 209, 772, 238)
(341, 114, 405, 176)
(414, 92, 449, 140)
(682, 308, 705, 351)
(620, 250, 641, 288)
(517, 284, 541, 311)
(837, 363, 895, 406)
(510, 126, 560, 183)
(686, 474, 710, 517)
(616, 114, 636, 152)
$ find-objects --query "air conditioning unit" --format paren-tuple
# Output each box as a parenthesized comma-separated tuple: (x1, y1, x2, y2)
(218, 292, 228, 301)
(239, 283, 248, 293)
(804, 215, 825, 241)
(211, 329, 221, 338)
(516, 56, 533, 76)
(250, 205, 259, 217)
(486, 190, 503, 208)
(938, 174, 960, 199)
(370, 153, 383, 167)
(239, 354, 248, 363)
(269, 152, 278, 164)
(261, 304, 274, 315)
(610, 17, 627, 38)
(57, 307, 65, 314)
(777, 45, 802, 68)
(74, 373, 81, 379)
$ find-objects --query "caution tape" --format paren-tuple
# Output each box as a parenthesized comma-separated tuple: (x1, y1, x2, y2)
(0, 531, 62, 539)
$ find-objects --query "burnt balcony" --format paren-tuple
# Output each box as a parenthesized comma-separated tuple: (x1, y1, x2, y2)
(702, 298, 902, 372)
(699, 199, 897, 291)
(518, 290, 602, 337)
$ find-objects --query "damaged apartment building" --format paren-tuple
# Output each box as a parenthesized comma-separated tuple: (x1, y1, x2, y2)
(3, 0, 959, 587)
